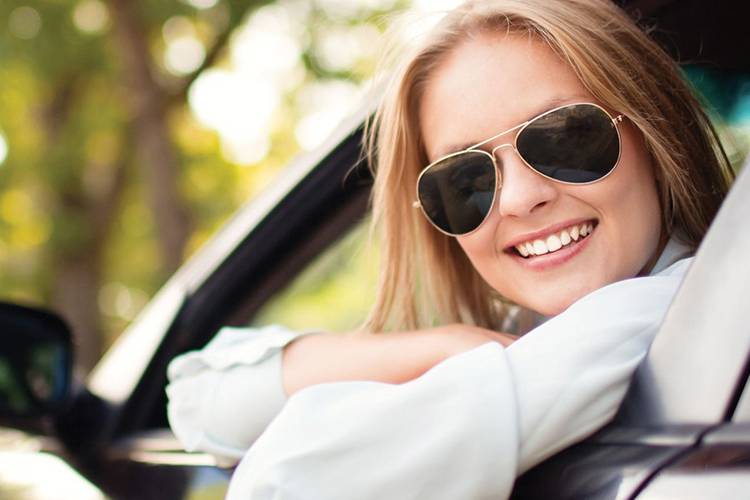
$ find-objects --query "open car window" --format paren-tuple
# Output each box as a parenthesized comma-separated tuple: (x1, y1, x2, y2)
(250, 218, 377, 334)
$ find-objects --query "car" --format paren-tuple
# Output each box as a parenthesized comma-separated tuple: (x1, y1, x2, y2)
(1, 1, 749, 498)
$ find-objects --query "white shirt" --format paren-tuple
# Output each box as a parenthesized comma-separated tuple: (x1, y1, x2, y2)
(166, 237, 693, 499)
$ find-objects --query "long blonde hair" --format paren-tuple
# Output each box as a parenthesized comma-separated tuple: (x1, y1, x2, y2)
(363, 0, 734, 333)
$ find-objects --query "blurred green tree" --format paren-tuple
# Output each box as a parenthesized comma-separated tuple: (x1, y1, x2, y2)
(0, 0, 410, 372)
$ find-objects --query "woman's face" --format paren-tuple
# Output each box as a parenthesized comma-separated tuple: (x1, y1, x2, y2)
(419, 33, 663, 316)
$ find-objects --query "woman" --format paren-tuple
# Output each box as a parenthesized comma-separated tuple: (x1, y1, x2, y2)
(167, 0, 734, 498)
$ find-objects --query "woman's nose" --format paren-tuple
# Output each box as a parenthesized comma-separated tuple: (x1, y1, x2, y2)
(495, 148, 558, 218)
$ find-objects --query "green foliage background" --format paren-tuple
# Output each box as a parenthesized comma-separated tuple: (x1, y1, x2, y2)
(0, 0, 409, 372)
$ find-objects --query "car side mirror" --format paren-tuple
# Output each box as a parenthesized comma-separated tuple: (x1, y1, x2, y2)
(0, 302, 73, 417)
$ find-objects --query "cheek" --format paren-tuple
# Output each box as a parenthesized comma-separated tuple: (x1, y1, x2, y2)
(602, 130, 663, 270)
(455, 226, 499, 276)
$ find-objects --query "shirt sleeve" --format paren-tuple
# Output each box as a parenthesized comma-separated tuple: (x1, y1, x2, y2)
(507, 257, 692, 473)
(224, 258, 692, 500)
(165, 325, 314, 463)
(227, 342, 520, 500)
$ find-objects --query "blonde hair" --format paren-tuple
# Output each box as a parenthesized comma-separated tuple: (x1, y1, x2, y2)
(363, 0, 734, 333)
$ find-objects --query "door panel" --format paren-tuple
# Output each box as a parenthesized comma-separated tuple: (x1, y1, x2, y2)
(511, 440, 689, 500)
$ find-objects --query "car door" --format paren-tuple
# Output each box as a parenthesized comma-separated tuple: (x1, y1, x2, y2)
(35, 102, 375, 499)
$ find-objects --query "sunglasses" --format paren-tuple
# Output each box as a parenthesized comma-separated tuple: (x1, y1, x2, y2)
(414, 102, 624, 236)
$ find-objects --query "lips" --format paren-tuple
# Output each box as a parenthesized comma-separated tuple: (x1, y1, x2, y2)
(504, 219, 598, 258)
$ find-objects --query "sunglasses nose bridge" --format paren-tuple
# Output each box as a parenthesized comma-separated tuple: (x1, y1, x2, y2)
(489, 143, 520, 189)
(490, 143, 514, 155)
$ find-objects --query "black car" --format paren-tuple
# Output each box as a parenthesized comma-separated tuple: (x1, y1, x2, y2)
(2, 1, 749, 498)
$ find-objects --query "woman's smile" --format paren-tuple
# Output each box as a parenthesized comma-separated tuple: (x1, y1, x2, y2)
(502, 219, 598, 271)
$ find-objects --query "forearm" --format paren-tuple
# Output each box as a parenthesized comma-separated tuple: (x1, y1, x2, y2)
(281, 329, 445, 396)
(229, 342, 519, 500)
(281, 324, 518, 396)
(167, 323, 514, 459)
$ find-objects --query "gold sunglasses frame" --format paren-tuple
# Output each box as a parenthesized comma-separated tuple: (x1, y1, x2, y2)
(413, 102, 624, 237)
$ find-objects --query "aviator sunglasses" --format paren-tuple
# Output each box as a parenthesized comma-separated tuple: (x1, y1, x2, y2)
(414, 102, 624, 236)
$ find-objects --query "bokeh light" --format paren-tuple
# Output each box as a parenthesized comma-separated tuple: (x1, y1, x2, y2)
(72, 0, 110, 34)
(181, 0, 219, 9)
(98, 282, 149, 321)
(164, 36, 206, 75)
(162, 16, 206, 75)
(187, 3, 309, 165)
(295, 80, 363, 150)
(413, 0, 464, 10)
(315, 24, 380, 72)
(185, 0, 402, 164)
(189, 69, 279, 165)
(8, 6, 42, 40)
(0, 131, 7, 165)
(162, 15, 195, 42)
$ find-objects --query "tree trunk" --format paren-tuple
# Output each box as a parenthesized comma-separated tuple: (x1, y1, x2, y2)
(108, 0, 190, 275)
(51, 253, 103, 374)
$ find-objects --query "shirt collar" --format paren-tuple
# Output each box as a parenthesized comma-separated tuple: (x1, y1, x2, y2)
(650, 234, 694, 275)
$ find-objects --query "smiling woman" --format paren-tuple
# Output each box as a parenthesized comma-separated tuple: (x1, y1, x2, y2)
(419, 34, 663, 316)
(166, 1, 735, 498)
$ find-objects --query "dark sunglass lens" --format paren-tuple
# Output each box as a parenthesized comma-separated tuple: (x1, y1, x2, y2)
(516, 104, 620, 182)
(418, 151, 496, 235)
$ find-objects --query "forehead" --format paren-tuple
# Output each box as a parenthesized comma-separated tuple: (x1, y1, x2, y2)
(418, 33, 594, 161)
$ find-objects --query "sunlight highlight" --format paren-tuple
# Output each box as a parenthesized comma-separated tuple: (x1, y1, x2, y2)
(0, 452, 105, 500)
(185, 0, 454, 165)
(0, 132, 7, 166)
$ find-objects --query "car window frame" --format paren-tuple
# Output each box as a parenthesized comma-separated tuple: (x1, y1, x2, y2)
(80, 96, 377, 442)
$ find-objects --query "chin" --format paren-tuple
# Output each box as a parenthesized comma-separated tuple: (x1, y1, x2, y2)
(519, 283, 598, 317)
(529, 300, 569, 318)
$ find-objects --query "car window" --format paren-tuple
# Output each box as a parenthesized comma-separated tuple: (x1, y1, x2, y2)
(684, 66, 750, 170)
(250, 218, 377, 333)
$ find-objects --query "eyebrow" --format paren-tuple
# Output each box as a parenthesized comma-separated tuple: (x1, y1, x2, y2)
(431, 94, 592, 160)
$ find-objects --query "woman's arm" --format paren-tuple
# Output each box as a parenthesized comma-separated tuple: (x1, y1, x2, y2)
(166, 324, 515, 462)
(224, 258, 692, 499)
(281, 325, 517, 395)
(228, 342, 520, 500)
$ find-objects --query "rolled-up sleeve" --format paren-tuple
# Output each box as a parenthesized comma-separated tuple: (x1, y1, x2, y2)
(166, 325, 313, 462)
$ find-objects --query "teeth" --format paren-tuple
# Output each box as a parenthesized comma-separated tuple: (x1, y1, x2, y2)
(560, 229, 571, 245)
(533, 239, 548, 255)
(546, 234, 562, 252)
(513, 221, 595, 258)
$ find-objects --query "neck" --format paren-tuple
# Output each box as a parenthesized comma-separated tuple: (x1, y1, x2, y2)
(638, 229, 670, 277)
